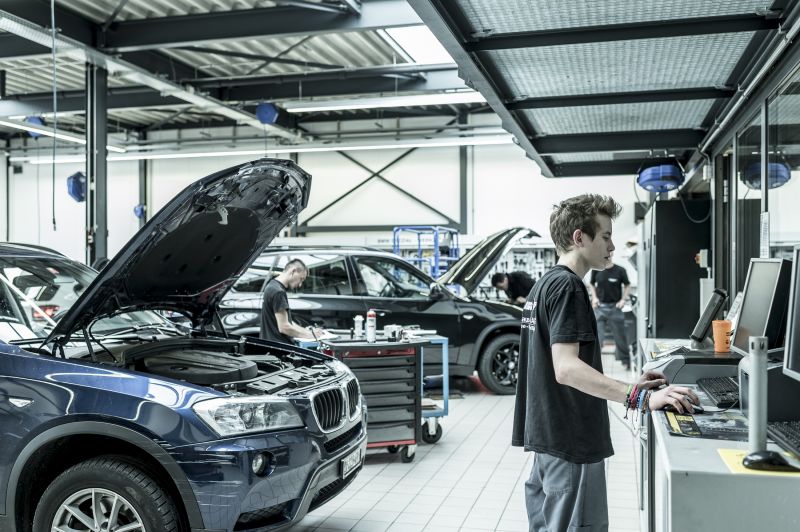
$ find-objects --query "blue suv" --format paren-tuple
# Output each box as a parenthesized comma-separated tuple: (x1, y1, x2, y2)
(0, 159, 366, 532)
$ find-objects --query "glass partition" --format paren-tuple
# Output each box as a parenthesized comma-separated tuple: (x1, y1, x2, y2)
(767, 69, 800, 259)
(734, 114, 763, 292)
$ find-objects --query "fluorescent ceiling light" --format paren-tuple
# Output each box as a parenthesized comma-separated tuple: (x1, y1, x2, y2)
(384, 26, 454, 65)
(12, 134, 514, 165)
(284, 92, 486, 113)
(0, 118, 126, 153)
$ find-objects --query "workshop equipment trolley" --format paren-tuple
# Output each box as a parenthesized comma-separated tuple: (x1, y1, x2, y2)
(299, 334, 450, 462)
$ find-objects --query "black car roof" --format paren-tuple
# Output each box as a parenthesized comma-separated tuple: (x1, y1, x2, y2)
(0, 243, 68, 259)
(263, 246, 387, 254)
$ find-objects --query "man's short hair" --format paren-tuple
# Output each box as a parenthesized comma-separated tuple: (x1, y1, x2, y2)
(549, 194, 622, 255)
(285, 258, 308, 273)
(491, 272, 506, 286)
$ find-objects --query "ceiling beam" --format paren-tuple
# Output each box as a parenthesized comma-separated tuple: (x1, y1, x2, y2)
(508, 87, 736, 110)
(103, 0, 421, 52)
(552, 160, 647, 177)
(185, 63, 457, 88)
(222, 69, 466, 101)
(466, 14, 781, 51)
(535, 129, 705, 154)
(0, 88, 186, 117)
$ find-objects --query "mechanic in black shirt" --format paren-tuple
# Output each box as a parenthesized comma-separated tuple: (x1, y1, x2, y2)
(512, 194, 698, 532)
(491, 271, 535, 306)
(260, 259, 320, 344)
(589, 262, 632, 368)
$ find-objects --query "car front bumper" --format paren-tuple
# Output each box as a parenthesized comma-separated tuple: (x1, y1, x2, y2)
(176, 415, 367, 532)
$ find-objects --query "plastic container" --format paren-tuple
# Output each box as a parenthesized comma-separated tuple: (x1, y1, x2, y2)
(366, 309, 376, 343)
(353, 315, 364, 339)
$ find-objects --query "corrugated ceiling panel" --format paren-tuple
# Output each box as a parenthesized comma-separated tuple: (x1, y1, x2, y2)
(57, 0, 292, 23)
(1, 57, 131, 95)
(455, 0, 772, 36)
(490, 33, 754, 99)
(528, 100, 716, 135)
(162, 31, 401, 78)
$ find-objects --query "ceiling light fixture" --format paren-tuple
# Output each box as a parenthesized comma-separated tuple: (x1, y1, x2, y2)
(283, 91, 486, 113)
(0, 118, 126, 153)
(11, 134, 514, 165)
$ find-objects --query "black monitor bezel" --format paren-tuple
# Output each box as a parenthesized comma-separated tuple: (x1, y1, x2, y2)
(784, 246, 800, 382)
(731, 258, 791, 356)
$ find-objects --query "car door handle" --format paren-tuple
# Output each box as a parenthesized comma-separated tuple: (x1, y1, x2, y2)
(462, 313, 475, 320)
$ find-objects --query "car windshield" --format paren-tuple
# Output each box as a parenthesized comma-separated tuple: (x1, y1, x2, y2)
(0, 255, 173, 339)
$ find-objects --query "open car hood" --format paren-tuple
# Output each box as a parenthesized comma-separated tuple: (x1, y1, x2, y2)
(47, 158, 310, 343)
(436, 227, 538, 294)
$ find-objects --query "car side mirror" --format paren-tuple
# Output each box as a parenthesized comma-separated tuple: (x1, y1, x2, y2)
(429, 283, 446, 301)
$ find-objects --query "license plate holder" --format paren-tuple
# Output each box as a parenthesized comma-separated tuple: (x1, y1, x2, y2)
(340, 447, 362, 478)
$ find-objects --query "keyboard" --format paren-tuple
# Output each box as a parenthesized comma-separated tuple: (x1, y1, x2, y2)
(696, 376, 739, 408)
(768, 421, 800, 457)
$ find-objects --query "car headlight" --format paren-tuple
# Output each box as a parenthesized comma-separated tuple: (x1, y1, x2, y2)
(193, 396, 304, 437)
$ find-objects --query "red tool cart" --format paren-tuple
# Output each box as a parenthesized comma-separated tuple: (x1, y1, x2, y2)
(320, 339, 426, 462)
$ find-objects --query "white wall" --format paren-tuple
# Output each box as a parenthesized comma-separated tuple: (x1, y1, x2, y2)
(6, 119, 642, 261)
(7, 159, 140, 262)
(472, 143, 640, 245)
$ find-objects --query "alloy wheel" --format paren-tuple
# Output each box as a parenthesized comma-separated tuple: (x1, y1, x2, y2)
(51, 487, 145, 532)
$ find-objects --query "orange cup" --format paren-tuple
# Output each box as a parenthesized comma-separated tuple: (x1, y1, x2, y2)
(712, 320, 733, 352)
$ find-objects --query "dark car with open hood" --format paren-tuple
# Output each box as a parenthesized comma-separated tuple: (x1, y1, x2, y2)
(0, 159, 366, 532)
(219, 227, 538, 395)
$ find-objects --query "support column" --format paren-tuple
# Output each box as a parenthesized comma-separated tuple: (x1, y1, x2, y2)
(138, 131, 148, 228)
(458, 112, 468, 234)
(86, 64, 108, 266)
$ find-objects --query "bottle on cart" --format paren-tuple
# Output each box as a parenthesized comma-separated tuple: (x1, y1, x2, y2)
(353, 315, 364, 339)
(366, 309, 376, 343)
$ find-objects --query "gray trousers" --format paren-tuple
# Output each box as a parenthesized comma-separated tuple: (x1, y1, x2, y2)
(525, 452, 608, 532)
(595, 304, 629, 363)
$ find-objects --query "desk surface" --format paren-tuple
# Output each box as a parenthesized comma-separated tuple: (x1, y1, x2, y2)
(650, 407, 800, 531)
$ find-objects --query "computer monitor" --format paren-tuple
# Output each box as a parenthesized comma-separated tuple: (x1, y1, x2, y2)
(690, 288, 727, 349)
(784, 247, 800, 382)
(731, 258, 793, 356)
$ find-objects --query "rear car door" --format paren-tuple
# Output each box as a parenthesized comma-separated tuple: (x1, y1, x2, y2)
(352, 255, 461, 364)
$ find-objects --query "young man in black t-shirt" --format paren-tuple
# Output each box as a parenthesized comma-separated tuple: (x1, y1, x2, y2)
(589, 262, 632, 368)
(512, 194, 699, 531)
(259, 259, 320, 343)
(492, 270, 535, 306)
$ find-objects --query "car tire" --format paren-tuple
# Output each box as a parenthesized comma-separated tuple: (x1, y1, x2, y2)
(33, 455, 180, 532)
(477, 333, 520, 395)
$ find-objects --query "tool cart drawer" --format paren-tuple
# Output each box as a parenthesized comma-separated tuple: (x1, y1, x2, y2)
(367, 405, 416, 424)
(367, 421, 417, 443)
(359, 378, 415, 395)
(352, 366, 415, 381)
(364, 392, 416, 407)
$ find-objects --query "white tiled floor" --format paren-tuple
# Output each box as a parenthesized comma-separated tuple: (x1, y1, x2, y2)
(289, 353, 641, 532)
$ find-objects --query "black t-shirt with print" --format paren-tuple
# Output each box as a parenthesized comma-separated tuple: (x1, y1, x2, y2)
(512, 265, 614, 463)
(590, 264, 630, 304)
(260, 278, 293, 344)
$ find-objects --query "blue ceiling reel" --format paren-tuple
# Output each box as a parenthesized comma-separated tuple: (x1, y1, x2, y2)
(637, 158, 685, 192)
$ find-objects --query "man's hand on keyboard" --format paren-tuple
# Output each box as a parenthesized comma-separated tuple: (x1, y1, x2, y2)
(637, 370, 668, 390)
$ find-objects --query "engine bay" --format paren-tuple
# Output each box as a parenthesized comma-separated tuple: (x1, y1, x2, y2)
(35, 335, 342, 395)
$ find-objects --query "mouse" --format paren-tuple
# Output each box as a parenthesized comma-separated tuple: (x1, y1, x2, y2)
(742, 450, 799, 472)
(663, 403, 705, 414)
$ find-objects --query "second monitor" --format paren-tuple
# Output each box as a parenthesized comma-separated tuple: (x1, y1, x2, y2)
(732, 258, 793, 357)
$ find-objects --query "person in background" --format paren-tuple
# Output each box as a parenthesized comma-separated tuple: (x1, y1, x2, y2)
(492, 271, 535, 306)
(588, 261, 632, 369)
(513, 194, 698, 532)
(260, 259, 319, 343)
